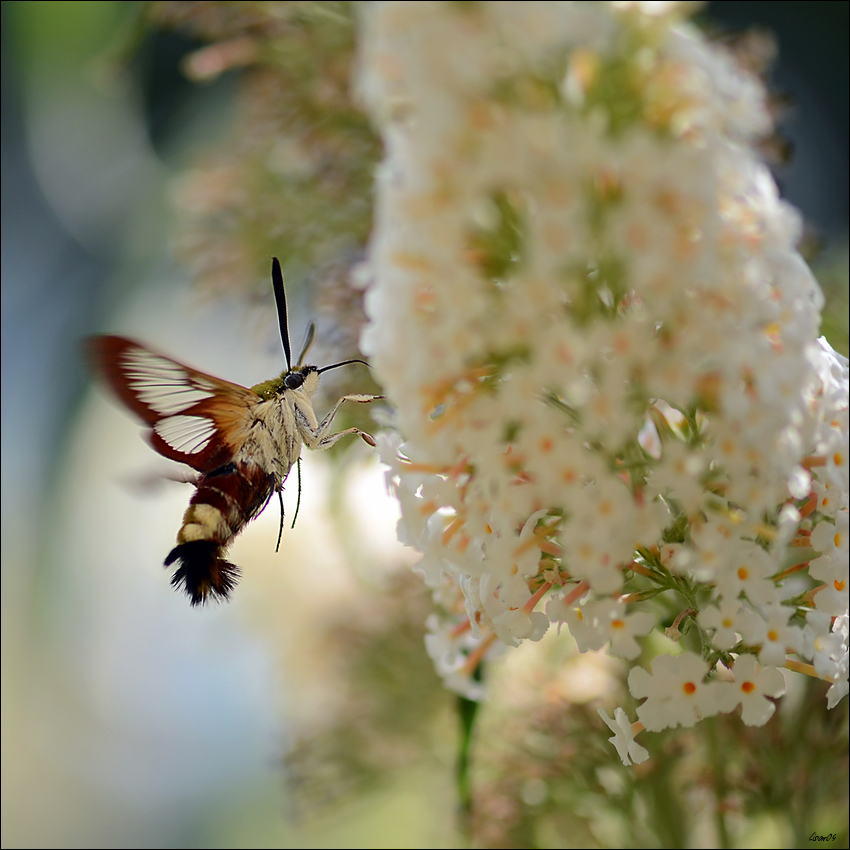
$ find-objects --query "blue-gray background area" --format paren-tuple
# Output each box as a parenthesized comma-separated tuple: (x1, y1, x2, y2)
(2, 3, 847, 848)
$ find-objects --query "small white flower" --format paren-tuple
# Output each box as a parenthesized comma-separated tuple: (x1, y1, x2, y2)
(801, 610, 845, 682)
(698, 598, 746, 650)
(714, 542, 780, 608)
(598, 707, 649, 766)
(727, 654, 786, 726)
(811, 510, 850, 563)
(547, 595, 606, 652)
(826, 613, 849, 709)
(629, 653, 736, 732)
(565, 598, 656, 660)
(739, 604, 803, 667)
(809, 511, 850, 617)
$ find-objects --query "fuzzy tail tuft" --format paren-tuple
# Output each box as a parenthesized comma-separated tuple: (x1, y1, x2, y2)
(164, 540, 241, 606)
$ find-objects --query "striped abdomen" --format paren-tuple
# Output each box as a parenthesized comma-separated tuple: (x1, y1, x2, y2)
(165, 462, 275, 605)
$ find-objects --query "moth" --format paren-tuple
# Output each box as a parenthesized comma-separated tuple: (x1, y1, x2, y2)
(91, 258, 380, 606)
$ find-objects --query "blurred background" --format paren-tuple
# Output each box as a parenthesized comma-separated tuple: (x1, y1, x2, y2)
(2, 2, 847, 848)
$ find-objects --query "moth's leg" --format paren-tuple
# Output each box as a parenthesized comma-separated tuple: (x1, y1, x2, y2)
(316, 394, 382, 436)
(316, 425, 376, 449)
(295, 394, 382, 451)
(291, 456, 303, 529)
(275, 489, 285, 553)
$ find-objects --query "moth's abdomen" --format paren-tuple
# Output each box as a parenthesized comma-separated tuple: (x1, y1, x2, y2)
(165, 540, 240, 607)
(166, 463, 274, 605)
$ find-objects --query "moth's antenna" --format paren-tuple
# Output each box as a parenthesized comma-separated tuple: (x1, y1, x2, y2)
(271, 257, 292, 371)
(317, 358, 370, 375)
(296, 322, 316, 366)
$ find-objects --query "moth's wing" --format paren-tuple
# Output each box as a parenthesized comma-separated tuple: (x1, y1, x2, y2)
(90, 335, 260, 472)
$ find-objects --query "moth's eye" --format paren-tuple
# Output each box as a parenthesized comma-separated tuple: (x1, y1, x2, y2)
(284, 371, 305, 390)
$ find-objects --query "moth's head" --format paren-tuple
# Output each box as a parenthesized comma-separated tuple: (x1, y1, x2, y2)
(283, 365, 319, 396)
(268, 258, 367, 399)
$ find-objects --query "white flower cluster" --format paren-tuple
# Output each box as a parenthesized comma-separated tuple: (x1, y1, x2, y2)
(357, 1, 849, 762)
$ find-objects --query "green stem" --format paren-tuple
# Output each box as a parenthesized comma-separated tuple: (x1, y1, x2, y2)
(456, 693, 479, 845)
(707, 716, 732, 849)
